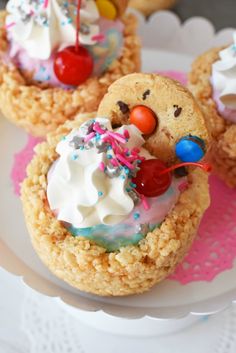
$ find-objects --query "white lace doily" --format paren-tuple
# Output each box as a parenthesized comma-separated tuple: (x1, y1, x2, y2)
(21, 287, 236, 353)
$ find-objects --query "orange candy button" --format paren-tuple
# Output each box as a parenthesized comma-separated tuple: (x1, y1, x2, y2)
(130, 105, 157, 135)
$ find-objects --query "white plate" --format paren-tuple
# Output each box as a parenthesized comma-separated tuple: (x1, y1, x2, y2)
(0, 11, 236, 320)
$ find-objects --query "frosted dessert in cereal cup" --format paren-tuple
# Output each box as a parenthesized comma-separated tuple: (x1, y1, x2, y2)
(21, 73, 210, 296)
(189, 33, 236, 187)
(0, 0, 140, 136)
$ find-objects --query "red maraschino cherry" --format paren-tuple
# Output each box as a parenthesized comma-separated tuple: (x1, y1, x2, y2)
(54, 0, 93, 86)
(54, 46, 93, 85)
(132, 159, 172, 198)
(133, 159, 212, 198)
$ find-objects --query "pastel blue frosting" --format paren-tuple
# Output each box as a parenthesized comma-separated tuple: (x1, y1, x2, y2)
(69, 223, 158, 252)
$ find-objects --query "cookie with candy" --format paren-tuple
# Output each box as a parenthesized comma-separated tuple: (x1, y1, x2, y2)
(0, 0, 139, 136)
(21, 73, 210, 296)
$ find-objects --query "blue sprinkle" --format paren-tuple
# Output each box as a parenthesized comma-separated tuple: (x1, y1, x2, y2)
(72, 154, 78, 161)
(107, 145, 112, 150)
(80, 146, 85, 150)
(95, 133, 101, 141)
(40, 66, 46, 72)
(232, 44, 236, 51)
(124, 167, 130, 175)
(133, 212, 140, 220)
(137, 160, 142, 164)
(120, 175, 126, 180)
(126, 187, 131, 192)
(129, 182, 137, 188)
(61, 136, 66, 141)
(107, 154, 112, 159)
(98, 191, 103, 197)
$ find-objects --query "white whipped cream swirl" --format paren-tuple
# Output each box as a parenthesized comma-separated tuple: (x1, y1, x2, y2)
(6, 0, 100, 60)
(212, 32, 236, 110)
(47, 118, 149, 228)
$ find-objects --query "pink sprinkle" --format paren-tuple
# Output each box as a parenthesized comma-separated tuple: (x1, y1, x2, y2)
(107, 131, 126, 144)
(127, 155, 138, 162)
(4, 21, 16, 29)
(92, 34, 106, 43)
(178, 181, 189, 192)
(93, 122, 106, 135)
(44, 0, 49, 8)
(84, 132, 95, 142)
(141, 195, 150, 211)
(116, 154, 134, 170)
(123, 130, 130, 139)
(102, 136, 112, 144)
(99, 162, 105, 172)
(131, 147, 140, 155)
(111, 158, 119, 167)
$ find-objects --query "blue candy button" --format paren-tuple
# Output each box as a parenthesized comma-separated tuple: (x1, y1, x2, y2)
(175, 136, 205, 163)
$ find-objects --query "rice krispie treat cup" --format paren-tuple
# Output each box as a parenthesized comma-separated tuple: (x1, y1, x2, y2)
(129, 0, 177, 17)
(0, 0, 140, 137)
(21, 73, 210, 296)
(189, 33, 236, 188)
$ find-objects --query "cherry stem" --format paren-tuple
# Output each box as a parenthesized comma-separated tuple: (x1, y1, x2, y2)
(75, 0, 82, 52)
(159, 162, 212, 175)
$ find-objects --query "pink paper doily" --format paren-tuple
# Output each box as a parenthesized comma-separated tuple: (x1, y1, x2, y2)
(11, 135, 43, 196)
(10, 71, 236, 285)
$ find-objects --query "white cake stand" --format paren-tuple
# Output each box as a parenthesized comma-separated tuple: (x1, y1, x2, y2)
(0, 10, 236, 337)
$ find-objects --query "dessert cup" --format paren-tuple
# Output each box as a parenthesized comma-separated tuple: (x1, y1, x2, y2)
(21, 73, 210, 296)
(0, 1, 140, 137)
(189, 39, 236, 188)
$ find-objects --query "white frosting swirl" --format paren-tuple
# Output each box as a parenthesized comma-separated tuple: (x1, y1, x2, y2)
(6, 0, 100, 60)
(47, 118, 149, 228)
(212, 32, 236, 110)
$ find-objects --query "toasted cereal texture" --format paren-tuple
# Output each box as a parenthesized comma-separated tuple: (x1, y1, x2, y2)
(189, 48, 236, 188)
(0, 11, 140, 137)
(98, 73, 209, 164)
(21, 112, 210, 297)
(129, 0, 177, 16)
(110, 0, 129, 17)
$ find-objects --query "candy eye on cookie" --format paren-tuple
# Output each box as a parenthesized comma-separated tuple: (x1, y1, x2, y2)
(130, 105, 158, 135)
(175, 135, 206, 163)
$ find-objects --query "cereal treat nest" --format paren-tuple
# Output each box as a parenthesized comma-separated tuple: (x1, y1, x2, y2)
(189, 48, 236, 188)
(0, 11, 140, 137)
(21, 116, 210, 296)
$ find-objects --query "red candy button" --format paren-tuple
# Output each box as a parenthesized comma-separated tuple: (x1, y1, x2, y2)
(130, 105, 157, 135)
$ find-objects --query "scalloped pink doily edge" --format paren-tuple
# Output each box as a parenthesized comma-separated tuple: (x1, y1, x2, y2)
(10, 71, 236, 285)
(11, 136, 43, 196)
